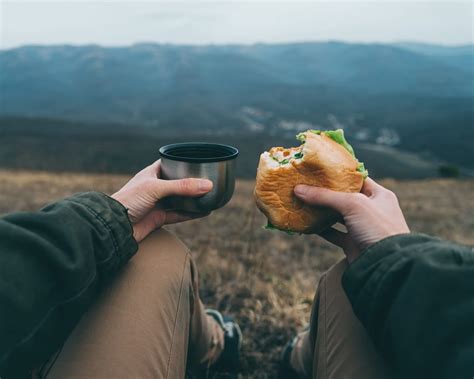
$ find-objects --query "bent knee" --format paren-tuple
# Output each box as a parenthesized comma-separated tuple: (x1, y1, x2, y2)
(139, 228, 190, 260)
(130, 228, 192, 287)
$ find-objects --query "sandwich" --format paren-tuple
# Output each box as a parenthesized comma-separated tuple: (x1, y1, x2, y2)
(254, 129, 368, 234)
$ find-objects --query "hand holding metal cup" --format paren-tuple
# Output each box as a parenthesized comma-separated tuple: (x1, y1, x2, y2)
(159, 143, 239, 212)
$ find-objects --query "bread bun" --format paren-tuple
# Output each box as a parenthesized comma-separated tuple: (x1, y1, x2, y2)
(254, 130, 366, 234)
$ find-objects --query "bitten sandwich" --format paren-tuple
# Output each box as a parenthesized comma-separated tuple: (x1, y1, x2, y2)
(254, 129, 368, 234)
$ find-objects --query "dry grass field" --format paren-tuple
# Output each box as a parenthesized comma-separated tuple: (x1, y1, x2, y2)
(0, 170, 473, 378)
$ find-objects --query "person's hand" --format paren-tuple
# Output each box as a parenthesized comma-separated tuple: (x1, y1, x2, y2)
(294, 178, 410, 263)
(112, 160, 213, 243)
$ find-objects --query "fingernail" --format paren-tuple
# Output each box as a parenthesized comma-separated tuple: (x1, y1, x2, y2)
(198, 179, 213, 192)
(294, 185, 308, 196)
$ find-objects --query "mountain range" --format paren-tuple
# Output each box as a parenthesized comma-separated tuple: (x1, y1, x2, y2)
(0, 41, 473, 171)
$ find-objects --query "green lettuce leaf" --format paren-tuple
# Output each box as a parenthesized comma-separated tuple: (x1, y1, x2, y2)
(264, 222, 296, 235)
(296, 132, 307, 142)
(322, 129, 355, 157)
(356, 162, 368, 177)
(294, 152, 304, 159)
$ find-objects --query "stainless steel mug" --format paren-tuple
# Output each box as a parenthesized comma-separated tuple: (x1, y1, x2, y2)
(159, 142, 239, 212)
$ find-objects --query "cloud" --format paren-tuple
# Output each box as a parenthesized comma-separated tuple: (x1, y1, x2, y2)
(1, 1, 472, 48)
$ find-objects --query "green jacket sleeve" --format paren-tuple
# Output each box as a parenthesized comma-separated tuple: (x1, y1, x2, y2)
(0, 192, 138, 378)
(342, 234, 474, 379)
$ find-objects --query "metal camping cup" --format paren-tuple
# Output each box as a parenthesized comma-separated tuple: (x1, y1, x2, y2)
(159, 142, 239, 212)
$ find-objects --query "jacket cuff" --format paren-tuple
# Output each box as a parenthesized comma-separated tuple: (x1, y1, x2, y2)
(68, 192, 138, 269)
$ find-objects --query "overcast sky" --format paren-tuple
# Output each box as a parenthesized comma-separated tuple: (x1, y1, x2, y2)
(1, 1, 472, 49)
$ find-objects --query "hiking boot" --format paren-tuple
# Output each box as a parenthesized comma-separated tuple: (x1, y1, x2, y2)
(205, 309, 242, 376)
(279, 334, 302, 379)
(279, 325, 312, 379)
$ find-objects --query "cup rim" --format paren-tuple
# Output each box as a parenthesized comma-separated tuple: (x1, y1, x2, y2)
(159, 142, 239, 163)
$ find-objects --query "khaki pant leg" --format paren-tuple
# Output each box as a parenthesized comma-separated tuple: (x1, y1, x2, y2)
(45, 228, 218, 379)
(292, 259, 392, 379)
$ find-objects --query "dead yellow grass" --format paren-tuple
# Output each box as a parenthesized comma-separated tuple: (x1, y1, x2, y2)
(0, 169, 473, 377)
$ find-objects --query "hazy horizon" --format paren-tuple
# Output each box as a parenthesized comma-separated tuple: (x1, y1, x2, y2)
(2, 39, 473, 51)
(1, 1, 472, 49)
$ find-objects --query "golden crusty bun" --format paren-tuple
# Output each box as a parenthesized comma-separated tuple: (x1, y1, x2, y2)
(254, 129, 367, 234)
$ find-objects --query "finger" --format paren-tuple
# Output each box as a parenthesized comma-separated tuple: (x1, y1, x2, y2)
(319, 227, 351, 249)
(135, 159, 162, 178)
(145, 159, 162, 177)
(164, 211, 210, 225)
(361, 177, 384, 197)
(135, 209, 204, 237)
(149, 159, 162, 177)
(139, 209, 167, 234)
(152, 178, 213, 199)
(294, 185, 358, 215)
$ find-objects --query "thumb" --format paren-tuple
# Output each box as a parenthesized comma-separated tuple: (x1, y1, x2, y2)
(294, 185, 358, 215)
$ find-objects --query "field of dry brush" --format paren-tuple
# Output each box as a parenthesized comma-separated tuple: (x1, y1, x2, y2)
(0, 170, 473, 377)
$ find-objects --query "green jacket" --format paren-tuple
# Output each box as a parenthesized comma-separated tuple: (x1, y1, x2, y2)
(0, 192, 472, 378)
(0, 192, 137, 378)
(343, 234, 474, 378)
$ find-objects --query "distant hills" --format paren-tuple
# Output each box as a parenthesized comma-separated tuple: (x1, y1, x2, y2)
(0, 41, 473, 173)
(1, 42, 472, 123)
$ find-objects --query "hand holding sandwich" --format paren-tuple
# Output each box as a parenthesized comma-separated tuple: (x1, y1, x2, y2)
(295, 178, 410, 263)
(255, 129, 410, 262)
